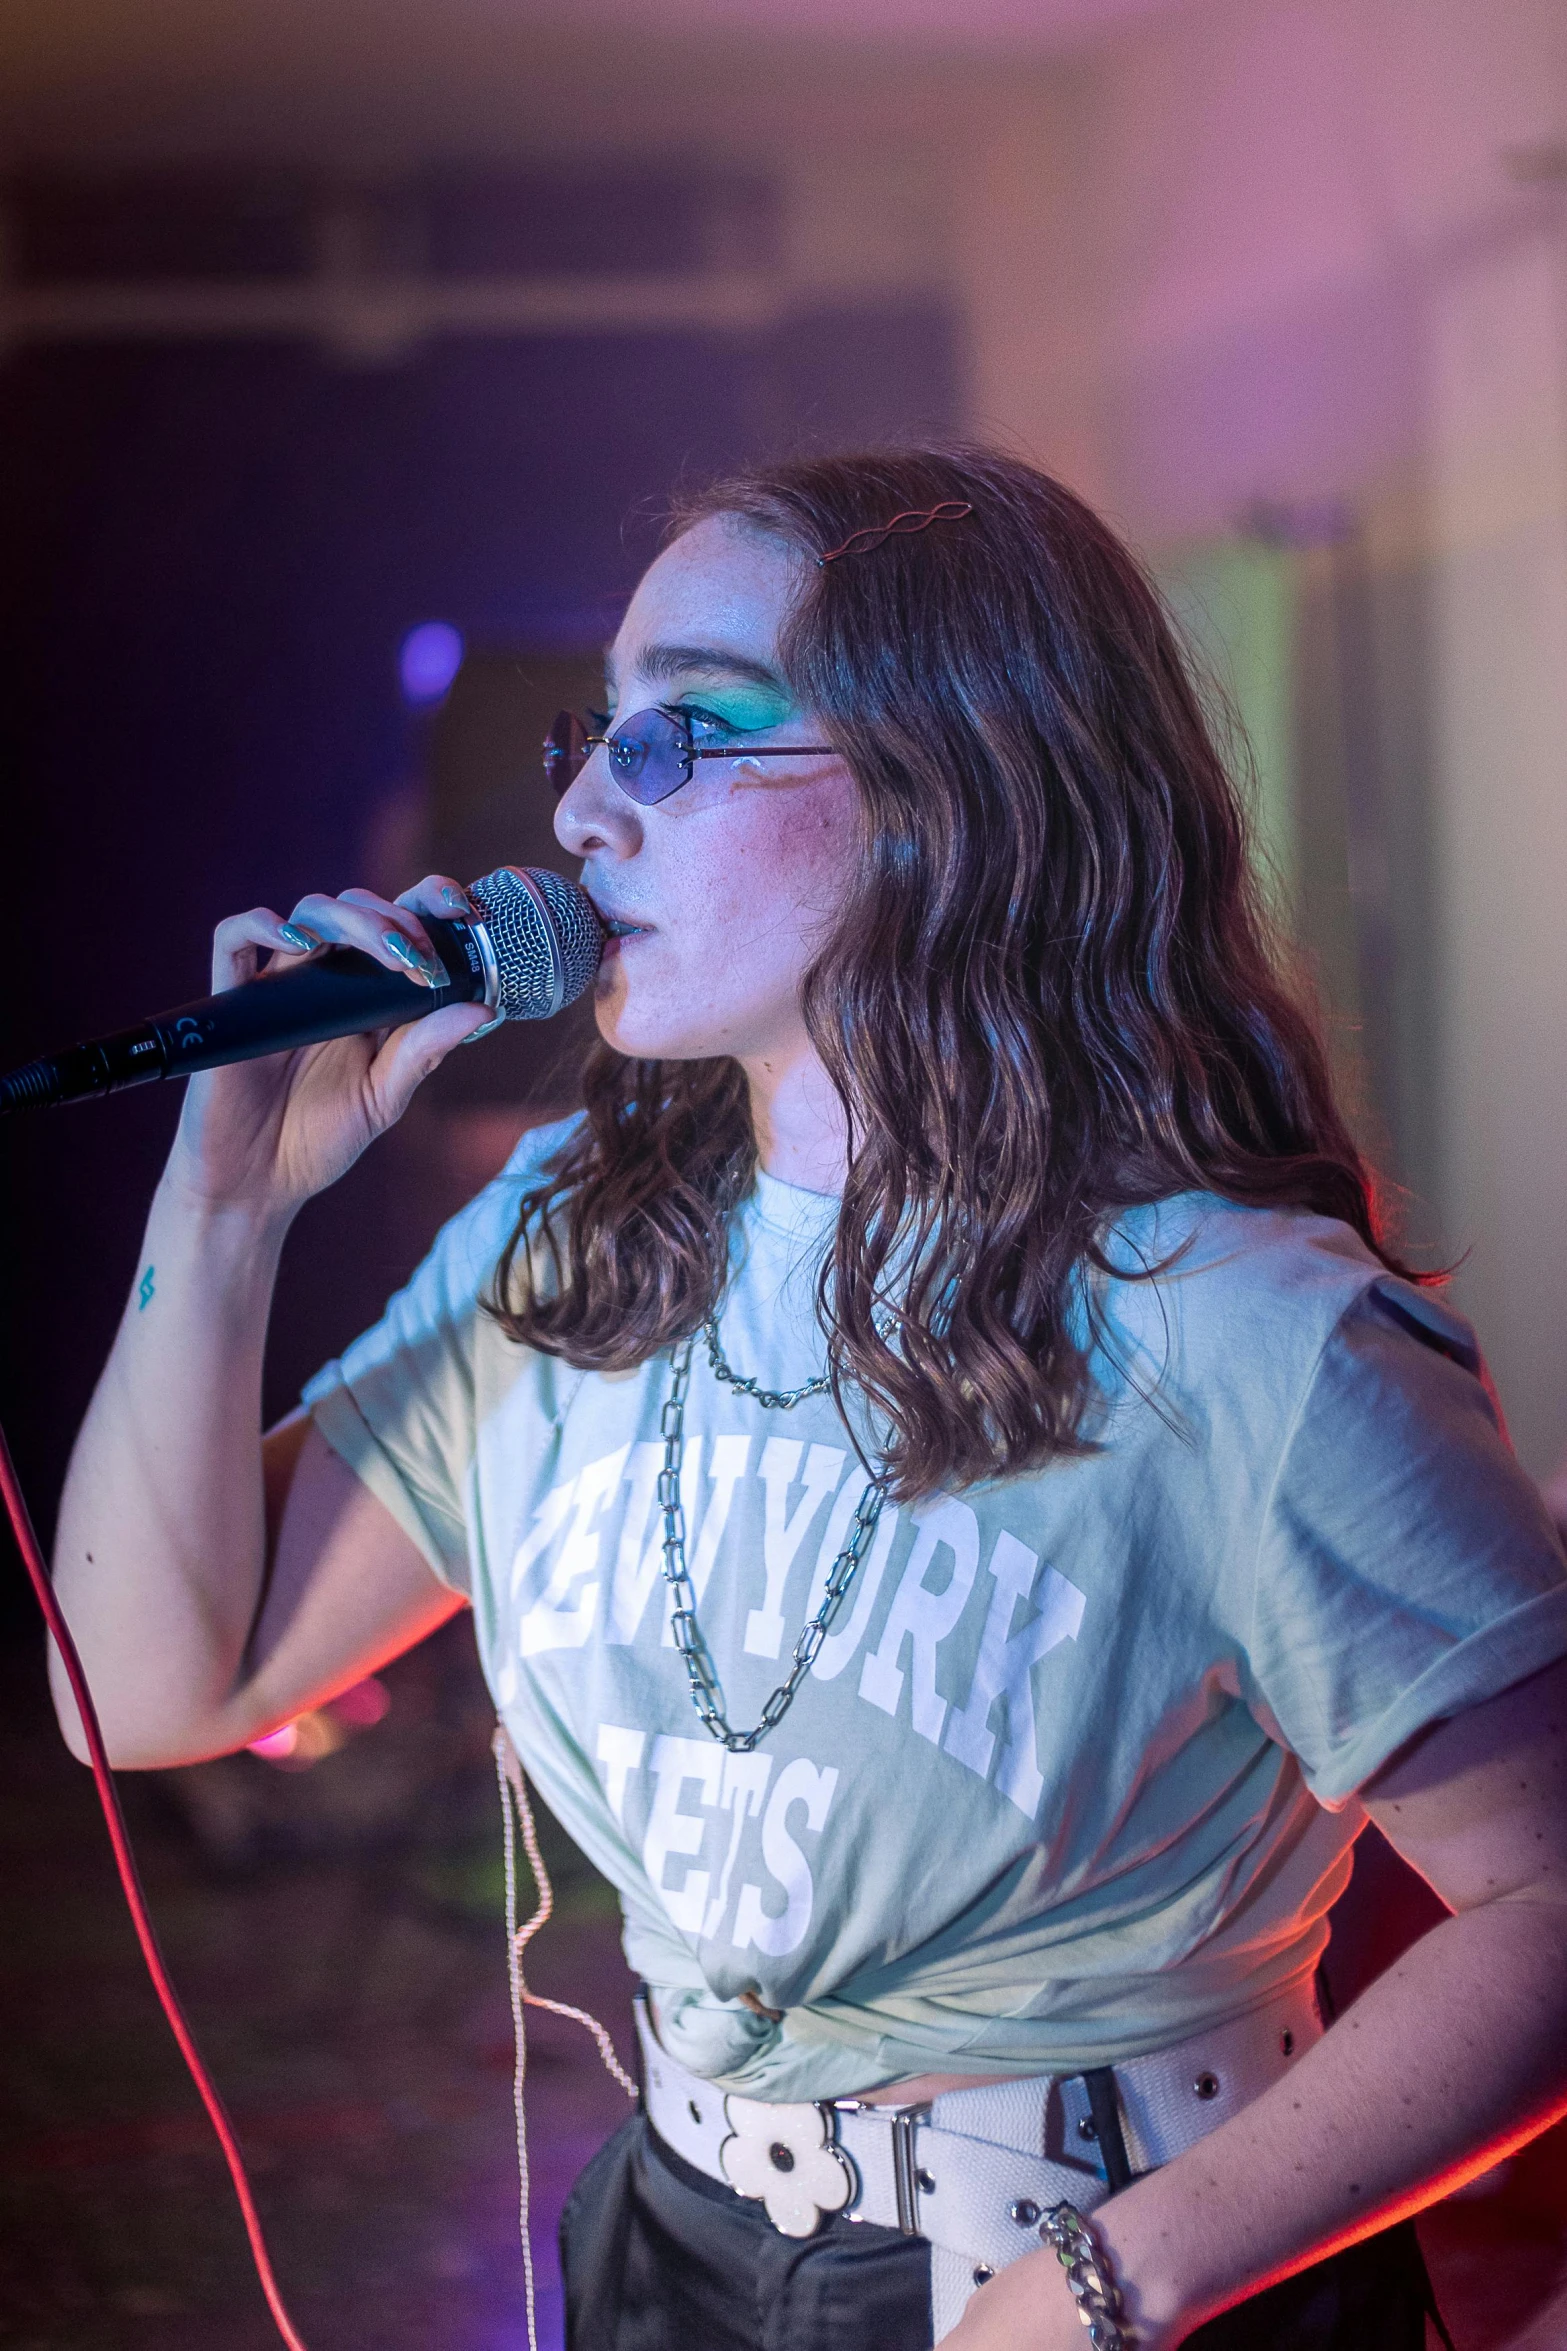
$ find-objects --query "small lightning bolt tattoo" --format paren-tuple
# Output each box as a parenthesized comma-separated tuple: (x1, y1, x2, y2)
(137, 1265, 156, 1311)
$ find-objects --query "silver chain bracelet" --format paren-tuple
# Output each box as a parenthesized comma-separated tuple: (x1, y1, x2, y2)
(1039, 2202, 1131, 2349)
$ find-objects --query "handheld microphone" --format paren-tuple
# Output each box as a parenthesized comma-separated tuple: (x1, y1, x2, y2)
(0, 866, 604, 1116)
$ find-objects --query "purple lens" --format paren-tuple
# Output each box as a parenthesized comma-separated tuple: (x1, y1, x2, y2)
(604, 708, 693, 806)
(544, 711, 588, 797)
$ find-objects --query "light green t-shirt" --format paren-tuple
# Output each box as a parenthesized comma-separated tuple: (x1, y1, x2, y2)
(303, 1118, 1567, 2100)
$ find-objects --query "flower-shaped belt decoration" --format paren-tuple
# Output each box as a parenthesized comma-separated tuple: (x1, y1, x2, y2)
(718, 2095, 856, 2237)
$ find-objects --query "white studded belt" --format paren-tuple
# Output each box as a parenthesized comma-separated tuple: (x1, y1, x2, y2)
(635, 1982, 1322, 2341)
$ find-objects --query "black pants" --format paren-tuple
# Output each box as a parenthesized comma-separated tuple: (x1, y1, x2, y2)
(561, 2116, 1450, 2351)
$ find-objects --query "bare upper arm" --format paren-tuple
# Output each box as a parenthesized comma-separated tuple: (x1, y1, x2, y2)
(233, 1409, 466, 1743)
(1362, 1651, 1567, 1916)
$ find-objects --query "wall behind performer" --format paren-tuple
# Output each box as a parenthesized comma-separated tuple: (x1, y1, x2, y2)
(50, 448, 1567, 2351)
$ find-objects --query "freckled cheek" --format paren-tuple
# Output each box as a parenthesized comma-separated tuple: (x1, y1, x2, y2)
(667, 828, 780, 936)
(638, 785, 855, 965)
(762, 789, 855, 886)
(777, 810, 857, 929)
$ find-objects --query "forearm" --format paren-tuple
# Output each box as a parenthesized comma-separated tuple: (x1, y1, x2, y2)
(50, 1172, 291, 1765)
(1102, 1897, 1567, 2343)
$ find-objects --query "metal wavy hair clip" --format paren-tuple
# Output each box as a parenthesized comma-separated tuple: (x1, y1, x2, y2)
(817, 499, 973, 565)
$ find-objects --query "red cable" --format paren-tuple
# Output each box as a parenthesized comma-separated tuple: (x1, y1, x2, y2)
(0, 1419, 312, 2351)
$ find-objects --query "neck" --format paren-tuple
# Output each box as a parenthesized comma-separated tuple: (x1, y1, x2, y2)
(742, 1039, 847, 1196)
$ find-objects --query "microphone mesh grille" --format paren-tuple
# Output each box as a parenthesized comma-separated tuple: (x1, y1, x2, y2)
(469, 866, 603, 1021)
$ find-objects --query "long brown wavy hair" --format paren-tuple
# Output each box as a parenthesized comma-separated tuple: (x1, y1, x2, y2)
(491, 445, 1411, 1499)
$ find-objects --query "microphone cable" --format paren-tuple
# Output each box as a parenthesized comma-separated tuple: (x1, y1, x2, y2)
(0, 1417, 313, 2351)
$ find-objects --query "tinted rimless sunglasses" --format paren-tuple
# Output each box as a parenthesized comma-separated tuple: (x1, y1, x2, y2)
(544, 706, 835, 808)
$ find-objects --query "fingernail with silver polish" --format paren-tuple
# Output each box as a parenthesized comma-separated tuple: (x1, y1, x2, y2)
(385, 931, 442, 986)
(441, 886, 473, 913)
(278, 923, 316, 951)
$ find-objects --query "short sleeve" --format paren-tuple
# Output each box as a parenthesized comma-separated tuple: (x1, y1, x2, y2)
(1246, 1279, 1567, 1807)
(301, 1116, 578, 1594)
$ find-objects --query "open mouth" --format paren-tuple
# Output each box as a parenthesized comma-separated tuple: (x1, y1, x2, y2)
(587, 896, 649, 939)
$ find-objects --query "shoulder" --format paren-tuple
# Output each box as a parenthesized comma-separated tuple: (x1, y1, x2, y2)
(494, 1109, 586, 1212)
(1103, 1190, 1380, 1351)
(434, 1111, 586, 1278)
(358, 1111, 587, 1340)
(1099, 1193, 1477, 1436)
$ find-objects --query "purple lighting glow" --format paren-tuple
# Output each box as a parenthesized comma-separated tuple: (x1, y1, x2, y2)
(400, 620, 464, 705)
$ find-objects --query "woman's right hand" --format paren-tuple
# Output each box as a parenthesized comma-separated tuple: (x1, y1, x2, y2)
(163, 875, 493, 1223)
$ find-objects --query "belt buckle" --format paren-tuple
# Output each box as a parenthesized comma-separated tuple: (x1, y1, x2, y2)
(718, 2094, 857, 2238)
(833, 2097, 929, 2235)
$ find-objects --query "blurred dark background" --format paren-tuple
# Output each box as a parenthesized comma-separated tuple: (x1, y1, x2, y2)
(2, 3, 1566, 2344)
(0, 161, 957, 1567)
(0, 108, 965, 2351)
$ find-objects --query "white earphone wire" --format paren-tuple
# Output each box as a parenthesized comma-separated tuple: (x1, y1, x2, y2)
(492, 1726, 638, 2351)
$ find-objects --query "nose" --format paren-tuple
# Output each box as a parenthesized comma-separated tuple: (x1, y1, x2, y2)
(553, 742, 643, 862)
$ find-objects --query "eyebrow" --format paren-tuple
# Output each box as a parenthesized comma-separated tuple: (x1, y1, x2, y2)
(603, 641, 789, 695)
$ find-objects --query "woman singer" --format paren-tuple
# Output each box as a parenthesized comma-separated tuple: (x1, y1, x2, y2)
(51, 447, 1567, 2350)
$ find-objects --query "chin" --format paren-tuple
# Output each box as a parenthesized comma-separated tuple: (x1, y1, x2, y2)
(591, 992, 734, 1065)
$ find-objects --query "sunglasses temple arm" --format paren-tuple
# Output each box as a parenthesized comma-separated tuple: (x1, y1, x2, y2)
(688, 745, 837, 761)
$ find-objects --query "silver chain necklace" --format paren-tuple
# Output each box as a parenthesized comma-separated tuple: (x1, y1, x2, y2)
(658, 1318, 888, 1752)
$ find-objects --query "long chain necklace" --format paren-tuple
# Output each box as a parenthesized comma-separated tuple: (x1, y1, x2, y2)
(658, 1318, 889, 1752)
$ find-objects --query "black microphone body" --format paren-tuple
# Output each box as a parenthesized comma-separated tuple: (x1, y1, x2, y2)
(1, 866, 603, 1115)
(5, 917, 481, 1112)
